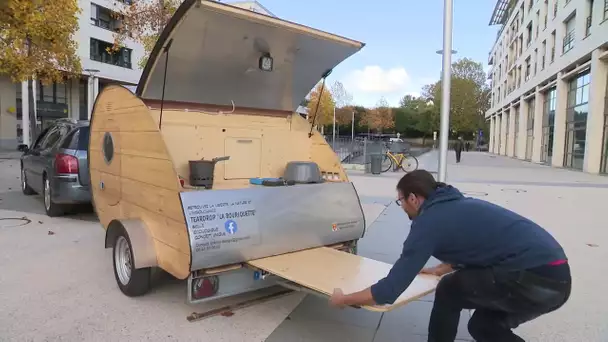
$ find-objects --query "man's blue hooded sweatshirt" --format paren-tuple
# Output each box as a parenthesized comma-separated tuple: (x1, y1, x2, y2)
(370, 184, 567, 305)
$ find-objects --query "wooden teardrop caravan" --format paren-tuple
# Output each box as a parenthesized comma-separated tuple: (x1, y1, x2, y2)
(90, 0, 367, 300)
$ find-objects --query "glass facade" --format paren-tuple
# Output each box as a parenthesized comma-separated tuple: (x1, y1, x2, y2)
(541, 87, 556, 164)
(505, 112, 510, 155)
(514, 106, 520, 156)
(525, 98, 535, 160)
(498, 114, 502, 154)
(564, 71, 590, 170)
(601, 91, 608, 174)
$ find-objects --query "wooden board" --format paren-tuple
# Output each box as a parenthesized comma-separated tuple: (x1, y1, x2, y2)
(247, 247, 439, 312)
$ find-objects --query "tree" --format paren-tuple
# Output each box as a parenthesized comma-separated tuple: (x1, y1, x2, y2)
(113, 0, 183, 69)
(362, 97, 394, 133)
(451, 58, 487, 89)
(0, 0, 82, 141)
(421, 58, 490, 138)
(395, 95, 435, 137)
(306, 82, 336, 129)
(331, 81, 354, 125)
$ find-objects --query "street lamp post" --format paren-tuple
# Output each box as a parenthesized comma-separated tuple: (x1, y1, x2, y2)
(436, 0, 455, 183)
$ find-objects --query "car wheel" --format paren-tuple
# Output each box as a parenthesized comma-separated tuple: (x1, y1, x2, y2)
(113, 229, 151, 297)
(43, 175, 65, 217)
(21, 167, 36, 195)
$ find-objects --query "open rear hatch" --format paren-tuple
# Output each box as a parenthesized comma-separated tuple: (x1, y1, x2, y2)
(247, 247, 440, 312)
(136, 0, 364, 113)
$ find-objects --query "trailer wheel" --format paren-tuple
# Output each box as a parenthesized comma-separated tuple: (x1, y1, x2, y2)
(113, 229, 151, 297)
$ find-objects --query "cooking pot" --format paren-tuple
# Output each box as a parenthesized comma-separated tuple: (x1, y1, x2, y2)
(189, 156, 230, 189)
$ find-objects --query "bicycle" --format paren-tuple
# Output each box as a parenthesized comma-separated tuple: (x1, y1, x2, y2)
(380, 149, 419, 173)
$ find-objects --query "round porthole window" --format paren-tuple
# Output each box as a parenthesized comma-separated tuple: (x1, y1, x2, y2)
(102, 132, 114, 165)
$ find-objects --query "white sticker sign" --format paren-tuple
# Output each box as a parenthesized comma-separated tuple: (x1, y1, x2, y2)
(183, 196, 260, 254)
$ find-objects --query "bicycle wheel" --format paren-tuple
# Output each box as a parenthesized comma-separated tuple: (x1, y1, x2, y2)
(381, 155, 393, 173)
(401, 155, 419, 172)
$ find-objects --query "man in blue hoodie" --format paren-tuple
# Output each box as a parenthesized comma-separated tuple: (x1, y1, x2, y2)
(329, 170, 571, 342)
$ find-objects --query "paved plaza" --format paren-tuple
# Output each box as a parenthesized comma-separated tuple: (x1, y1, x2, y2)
(0, 150, 606, 341)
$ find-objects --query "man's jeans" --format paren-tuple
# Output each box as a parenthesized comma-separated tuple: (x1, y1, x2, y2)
(428, 266, 571, 342)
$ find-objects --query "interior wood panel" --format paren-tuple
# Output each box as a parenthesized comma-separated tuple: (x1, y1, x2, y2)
(248, 247, 439, 312)
(224, 136, 262, 179)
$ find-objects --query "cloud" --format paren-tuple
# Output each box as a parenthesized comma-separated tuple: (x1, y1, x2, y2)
(343, 66, 410, 93)
(337, 65, 430, 107)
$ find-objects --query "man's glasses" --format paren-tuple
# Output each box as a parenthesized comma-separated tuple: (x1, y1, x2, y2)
(395, 197, 405, 206)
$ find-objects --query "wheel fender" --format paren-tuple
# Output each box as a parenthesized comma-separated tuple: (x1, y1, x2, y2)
(105, 219, 158, 269)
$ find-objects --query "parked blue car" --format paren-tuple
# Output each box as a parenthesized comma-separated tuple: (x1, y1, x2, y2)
(20, 119, 91, 216)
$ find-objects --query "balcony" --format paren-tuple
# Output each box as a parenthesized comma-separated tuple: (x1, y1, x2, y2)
(563, 31, 575, 54)
(541, 55, 546, 70)
(585, 16, 592, 36)
(90, 4, 124, 33)
(553, 2, 558, 17)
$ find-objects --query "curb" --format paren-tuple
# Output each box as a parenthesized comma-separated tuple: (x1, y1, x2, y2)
(342, 164, 366, 171)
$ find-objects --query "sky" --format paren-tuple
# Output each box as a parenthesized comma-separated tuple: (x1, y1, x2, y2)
(251, 0, 501, 108)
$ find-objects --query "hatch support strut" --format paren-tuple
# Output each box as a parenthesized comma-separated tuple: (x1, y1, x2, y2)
(158, 38, 173, 131)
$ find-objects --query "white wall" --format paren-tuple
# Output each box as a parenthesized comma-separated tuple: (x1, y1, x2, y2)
(78, 0, 145, 85)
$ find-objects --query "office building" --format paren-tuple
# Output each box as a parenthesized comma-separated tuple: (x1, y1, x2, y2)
(0, 0, 144, 148)
(486, 0, 608, 173)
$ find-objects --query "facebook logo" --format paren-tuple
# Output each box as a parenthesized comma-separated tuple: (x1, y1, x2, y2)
(224, 220, 238, 235)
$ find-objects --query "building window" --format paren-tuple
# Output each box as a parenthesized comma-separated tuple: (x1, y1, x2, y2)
(543, 0, 549, 30)
(541, 87, 556, 163)
(526, 98, 535, 160)
(551, 30, 556, 62)
(604, 0, 608, 19)
(554, 0, 559, 17)
(91, 3, 125, 33)
(536, 10, 540, 38)
(526, 22, 533, 46)
(564, 71, 590, 169)
(541, 40, 547, 69)
(563, 16, 575, 53)
(90, 38, 132, 68)
(525, 57, 531, 81)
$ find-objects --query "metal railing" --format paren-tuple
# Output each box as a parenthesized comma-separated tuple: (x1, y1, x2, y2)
(326, 136, 434, 165)
(563, 31, 575, 53)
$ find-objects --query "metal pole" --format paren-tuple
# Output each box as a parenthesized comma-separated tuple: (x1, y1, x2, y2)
(351, 111, 355, 141)
(438, 0, 453, 182)
(332, 106, 336, 150)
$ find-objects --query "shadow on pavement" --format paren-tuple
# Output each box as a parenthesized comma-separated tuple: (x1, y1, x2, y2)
(0, 189, 97, 221)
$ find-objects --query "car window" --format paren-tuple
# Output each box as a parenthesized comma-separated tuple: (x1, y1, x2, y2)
(32, 128, 51, 149)
(39, 126, 62, 150)
(77, 126, 90, 151)
(61, 126, 90, 151)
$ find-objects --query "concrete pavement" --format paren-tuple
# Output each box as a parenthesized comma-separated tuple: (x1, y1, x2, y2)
(1, 150, 607, 341)
(295, 151, 606, 342)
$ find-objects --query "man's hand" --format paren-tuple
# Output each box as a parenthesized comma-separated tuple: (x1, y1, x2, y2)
(420, 263, 453, 277)
(329, 288, 346, 308)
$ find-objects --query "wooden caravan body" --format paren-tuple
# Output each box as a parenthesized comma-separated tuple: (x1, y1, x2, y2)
(91, 0, 441, 310)
(90, 0, 365, 281)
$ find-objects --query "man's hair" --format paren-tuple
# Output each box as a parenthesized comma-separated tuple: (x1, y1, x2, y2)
(396, 169, 445, 199)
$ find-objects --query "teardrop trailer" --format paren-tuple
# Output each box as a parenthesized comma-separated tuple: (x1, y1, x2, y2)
(89, 0, 439, 312)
